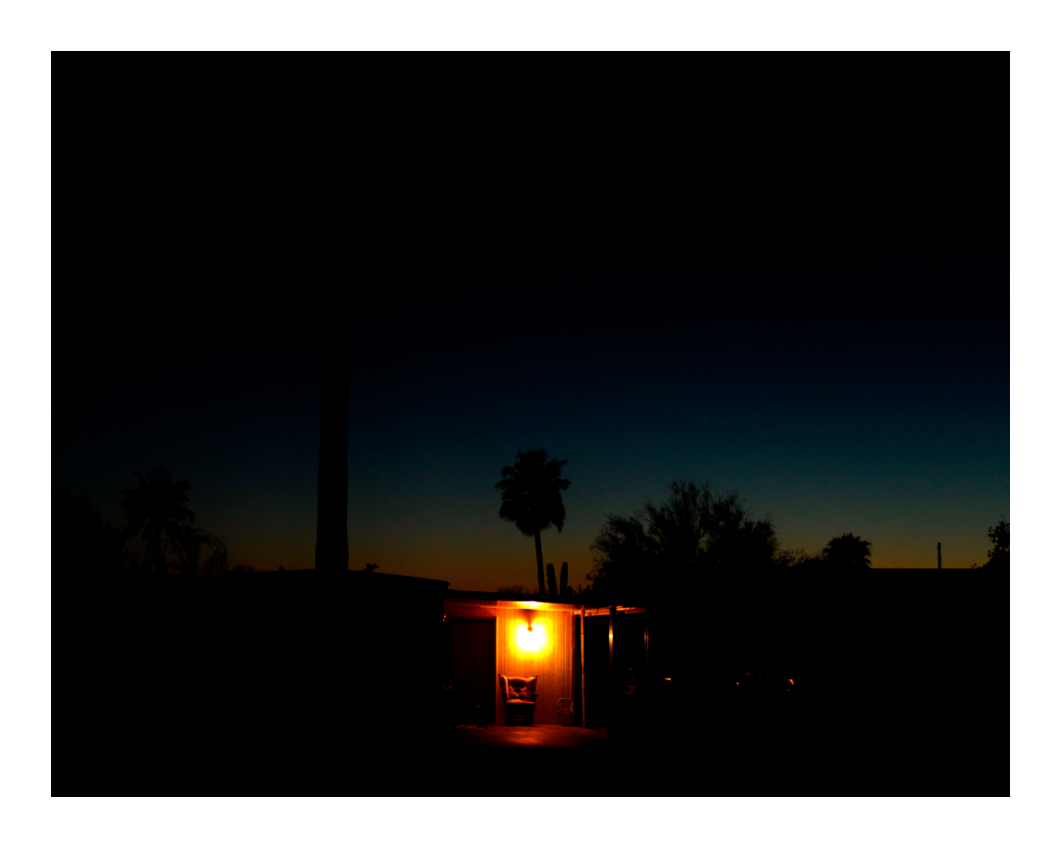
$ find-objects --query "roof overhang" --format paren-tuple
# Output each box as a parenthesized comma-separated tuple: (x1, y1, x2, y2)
(444, 595, 585, 613)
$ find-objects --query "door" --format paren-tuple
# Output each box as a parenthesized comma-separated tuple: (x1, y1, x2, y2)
(449, 617, 497, 724)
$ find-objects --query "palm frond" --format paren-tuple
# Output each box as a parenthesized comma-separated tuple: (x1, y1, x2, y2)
(495, 449, 570, 536)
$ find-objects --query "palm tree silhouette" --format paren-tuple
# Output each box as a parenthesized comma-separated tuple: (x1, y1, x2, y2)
(496, 449, 570, 596)
(120, 467, 196, 577)
(169, 524, 229, 578)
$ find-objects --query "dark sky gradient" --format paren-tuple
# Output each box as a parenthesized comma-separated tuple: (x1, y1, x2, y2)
(54, 67, 1009, 591)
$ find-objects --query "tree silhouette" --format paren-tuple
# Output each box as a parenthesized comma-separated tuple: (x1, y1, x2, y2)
(496, 449, 570, 596)
(588, 511, 657, 599)
(588, 479, 780, 599)
(643, 480, 715, 572)
(699, 489, 778, 572)
(983, 518, 1009, 569)
(53, 484, 128, 579)
(820, 533, 872, 570)
(120, 468, 195, 577)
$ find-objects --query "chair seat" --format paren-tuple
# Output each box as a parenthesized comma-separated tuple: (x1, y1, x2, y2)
(499, 675, 539, 725)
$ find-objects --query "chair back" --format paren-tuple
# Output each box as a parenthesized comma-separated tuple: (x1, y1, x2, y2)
(499, 674, 538, 703)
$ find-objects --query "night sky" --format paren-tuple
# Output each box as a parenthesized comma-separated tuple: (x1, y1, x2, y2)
(53, 70, 1009, 592)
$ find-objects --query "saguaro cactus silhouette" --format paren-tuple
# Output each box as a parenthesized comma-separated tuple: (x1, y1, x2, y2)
(543, 562, 572, 598)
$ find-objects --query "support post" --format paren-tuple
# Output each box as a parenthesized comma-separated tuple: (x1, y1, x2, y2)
(644, 615, 650, 676)
(608, 605, 617, 733)
(579, 611, 587, 729)
(608, 606, 615, 672)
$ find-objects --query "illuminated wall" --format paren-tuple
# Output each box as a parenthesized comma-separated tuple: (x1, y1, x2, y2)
(495, 603, 575, 725)
(445, 598, 579, 725)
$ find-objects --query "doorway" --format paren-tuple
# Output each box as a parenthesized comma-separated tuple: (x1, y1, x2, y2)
(449, 617, 497, 724)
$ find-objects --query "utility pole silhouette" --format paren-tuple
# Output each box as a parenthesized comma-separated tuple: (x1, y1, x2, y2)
(937, 542, 942, 570)
(315, 312, 349, 572)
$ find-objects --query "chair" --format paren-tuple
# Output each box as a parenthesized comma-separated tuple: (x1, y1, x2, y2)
(499, 675, 539, 726)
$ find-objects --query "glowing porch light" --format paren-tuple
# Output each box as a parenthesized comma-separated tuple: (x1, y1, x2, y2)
(515, 620, 546, 652)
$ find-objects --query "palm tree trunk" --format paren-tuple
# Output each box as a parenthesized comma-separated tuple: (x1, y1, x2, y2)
(315, 312, 349, 572)
(153, 526, 165, 577)
(534, 531, 545, 596)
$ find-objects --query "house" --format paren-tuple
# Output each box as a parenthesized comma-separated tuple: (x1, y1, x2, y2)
(444, 590, 649, 728)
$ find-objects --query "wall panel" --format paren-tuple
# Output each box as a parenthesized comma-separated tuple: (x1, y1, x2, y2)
(495, 607, 574, 725)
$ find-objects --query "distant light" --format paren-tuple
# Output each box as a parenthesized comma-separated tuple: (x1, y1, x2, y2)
(663, 678, 671, 682)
